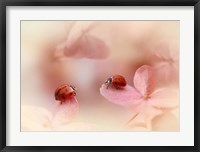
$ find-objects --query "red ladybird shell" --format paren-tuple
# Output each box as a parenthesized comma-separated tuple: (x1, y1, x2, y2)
(55, 84, 76, 103)
(111, 75, 126, 88)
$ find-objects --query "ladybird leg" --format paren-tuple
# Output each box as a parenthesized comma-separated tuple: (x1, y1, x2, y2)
(74, 92, 76, 96)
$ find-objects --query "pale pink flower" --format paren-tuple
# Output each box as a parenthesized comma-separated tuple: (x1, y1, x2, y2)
(55, 22, 110, 59)
(151, 41, 179, 86)
(51, 97, 79, 127)
(64, 31, 109, 59)
(100, 65, 178, 129)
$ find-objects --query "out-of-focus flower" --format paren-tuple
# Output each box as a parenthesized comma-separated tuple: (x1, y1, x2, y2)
(21, 97, 79, 131)
(64, 31, 110, 59)
(100, 65, 178, 129)
(151, 41, 179, 87)
(55, 22, 110, 59)
(152, 110, 179, 131)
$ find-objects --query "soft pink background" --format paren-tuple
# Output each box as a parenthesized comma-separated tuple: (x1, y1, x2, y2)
(21, 21, 179, 131)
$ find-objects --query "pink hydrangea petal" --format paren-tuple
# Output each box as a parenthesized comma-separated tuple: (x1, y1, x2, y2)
(149, 88, 179, 109)
(151, 41, 179, 86)
(153, 43, 171, 61)
(63, 45, 79, 57)
(154, 62, 179, 86)
(85, 34, 110, 59)
(100, 84, 142, 106)
(64, 32, 109, 59)
(51, 97, 79, 127)
(66, 21, 96, 46)
(134, 65, 155, 96)
(152, 40, 179, 61)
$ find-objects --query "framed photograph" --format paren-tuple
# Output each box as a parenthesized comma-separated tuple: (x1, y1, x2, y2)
(0, 0, 199, 151)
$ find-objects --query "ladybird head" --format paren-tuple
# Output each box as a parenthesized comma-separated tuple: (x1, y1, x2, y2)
(105, 77, 112, 88)
(70, 85, 77, 91)
(69, 85, 77, 97)
(105, 77, 112, 85)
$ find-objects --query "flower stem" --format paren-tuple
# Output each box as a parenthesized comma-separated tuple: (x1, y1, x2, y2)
(126, 112, 139, 125)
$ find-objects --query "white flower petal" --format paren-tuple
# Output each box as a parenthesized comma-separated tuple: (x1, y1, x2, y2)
(21, 105, 52, 131)
(127, 102, 162, 130)
(150, 88, 179, 109)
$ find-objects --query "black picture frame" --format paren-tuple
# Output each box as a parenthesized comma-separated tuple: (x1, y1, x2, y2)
(0, 0, 199, 152)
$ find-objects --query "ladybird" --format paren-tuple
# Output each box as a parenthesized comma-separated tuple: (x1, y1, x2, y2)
(105, 75, 126, 89)
(55, 84, 77, 103)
